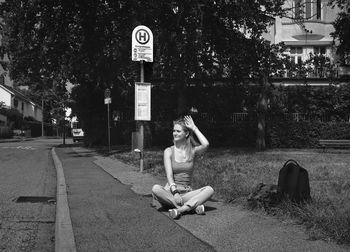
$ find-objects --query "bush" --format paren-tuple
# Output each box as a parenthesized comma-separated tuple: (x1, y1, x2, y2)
(82, 114, 350, 149)
(267, 119, 350, 148)
(268, 120, 318, 148)
(0, 107, 23, 129)
(0, 127, 13, 139)
(110, 121, 134, 145)
(25, 121, 55, 137)
(151, 121, 173, 147)
(203, 121, 257, 147)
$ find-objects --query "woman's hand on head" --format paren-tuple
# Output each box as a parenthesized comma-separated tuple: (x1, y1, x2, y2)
(184, 115, 196, 131)
(174, 193, 183, 206)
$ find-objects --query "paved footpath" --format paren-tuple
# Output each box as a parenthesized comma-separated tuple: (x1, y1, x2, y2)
(53, 146, 350, 252)
(54, 146, 213, 252)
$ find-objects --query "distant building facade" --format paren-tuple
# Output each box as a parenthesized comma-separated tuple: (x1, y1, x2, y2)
(0, 83, 43, 122)
(0, 68, 43, 123)
(276, 0, 339, 64)
(262, 0, 350, 82)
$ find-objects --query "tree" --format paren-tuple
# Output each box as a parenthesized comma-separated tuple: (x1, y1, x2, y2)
(152, 1, 286, 113)
(329, 0, 350, 65)
(0, 0, 287, 146)
(0, 0, 78, 131)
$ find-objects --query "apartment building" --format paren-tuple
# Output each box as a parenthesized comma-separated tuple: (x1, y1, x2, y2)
(278, 0, 339, 64)
(262, 0, 350, 82)
(269, 0, 340, 64)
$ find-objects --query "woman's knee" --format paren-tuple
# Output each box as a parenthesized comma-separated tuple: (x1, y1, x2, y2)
(152, 184, 163, 195)
(205, 185, 214, 197)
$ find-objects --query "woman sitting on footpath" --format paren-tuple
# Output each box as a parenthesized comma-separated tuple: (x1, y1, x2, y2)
(152, 115, 214, 219)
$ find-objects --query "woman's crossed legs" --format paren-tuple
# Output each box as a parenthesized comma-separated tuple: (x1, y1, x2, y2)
(152, 184, 214, 216)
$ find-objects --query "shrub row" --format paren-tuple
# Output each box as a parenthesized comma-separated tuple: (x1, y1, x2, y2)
(95, 118, 350, 149)
(267, 120, 350, 148)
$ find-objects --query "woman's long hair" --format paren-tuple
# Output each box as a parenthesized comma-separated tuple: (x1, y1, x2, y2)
(173, 117, 199, 160)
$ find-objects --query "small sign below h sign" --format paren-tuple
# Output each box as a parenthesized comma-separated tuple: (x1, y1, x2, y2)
(132, 25, 153, 62)
(104, 88, 112, 104)
(104, 98, 111, 104)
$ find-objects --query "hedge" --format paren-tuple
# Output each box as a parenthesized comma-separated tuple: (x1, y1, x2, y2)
(87, 118, 350, 149)
(267, 120, 350, 148)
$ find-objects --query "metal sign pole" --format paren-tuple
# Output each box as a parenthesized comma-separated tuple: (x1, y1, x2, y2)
(41, 97, 44, 137)
(132, 25, 153, 173)
(107, 102, 111, 153)
(139, 60, 144, 172)
(104, 88, 112, 153)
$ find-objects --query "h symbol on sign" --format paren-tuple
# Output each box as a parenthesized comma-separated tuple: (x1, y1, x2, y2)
(138, 31, 147, 42)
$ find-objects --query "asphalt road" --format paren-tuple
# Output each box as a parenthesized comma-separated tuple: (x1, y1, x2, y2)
(0, 138, 61, 252)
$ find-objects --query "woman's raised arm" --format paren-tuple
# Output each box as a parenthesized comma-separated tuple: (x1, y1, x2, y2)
(184, 115, 209, 155)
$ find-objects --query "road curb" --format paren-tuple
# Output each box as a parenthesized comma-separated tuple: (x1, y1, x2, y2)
(52, 148, 77, 252)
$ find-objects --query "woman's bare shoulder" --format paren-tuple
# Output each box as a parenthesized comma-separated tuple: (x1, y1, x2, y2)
(164, 146, 172, 156)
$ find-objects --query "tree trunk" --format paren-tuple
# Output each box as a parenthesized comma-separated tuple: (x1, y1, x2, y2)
(256, 75, 268, 151)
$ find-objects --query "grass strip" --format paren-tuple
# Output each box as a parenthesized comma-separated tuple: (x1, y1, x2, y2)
(112, 147, 350, 245)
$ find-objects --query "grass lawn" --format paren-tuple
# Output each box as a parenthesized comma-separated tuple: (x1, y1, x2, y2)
(112, 146, 350, 245)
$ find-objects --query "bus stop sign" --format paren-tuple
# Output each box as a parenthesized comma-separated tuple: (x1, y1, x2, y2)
(132, 25, 153, 62)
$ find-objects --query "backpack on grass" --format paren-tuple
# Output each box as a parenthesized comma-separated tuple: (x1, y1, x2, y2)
(277, 160, 311, 203)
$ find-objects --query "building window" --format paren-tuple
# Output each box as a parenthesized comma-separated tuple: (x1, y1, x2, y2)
(14, 99, 18, 108)
(314, 46, 326, 55)
(294, 0, 303, 19)
(316, 0, 322, 20)
(21, 102, 24, 111)
(305, 1, 312, 19)
(290, 47, 303, 64)
(294, 0, 323, 21)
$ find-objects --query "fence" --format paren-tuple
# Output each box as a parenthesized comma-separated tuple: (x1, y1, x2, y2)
(108, 110, 348, 125)
(231, 112, 347, 123)
(231, 113, 249, 123)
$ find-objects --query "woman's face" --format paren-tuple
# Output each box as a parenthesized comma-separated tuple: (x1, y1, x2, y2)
(173, 124, 188, 142)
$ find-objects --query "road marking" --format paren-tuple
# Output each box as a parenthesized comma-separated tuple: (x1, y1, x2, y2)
(1, 146, 36, 150)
